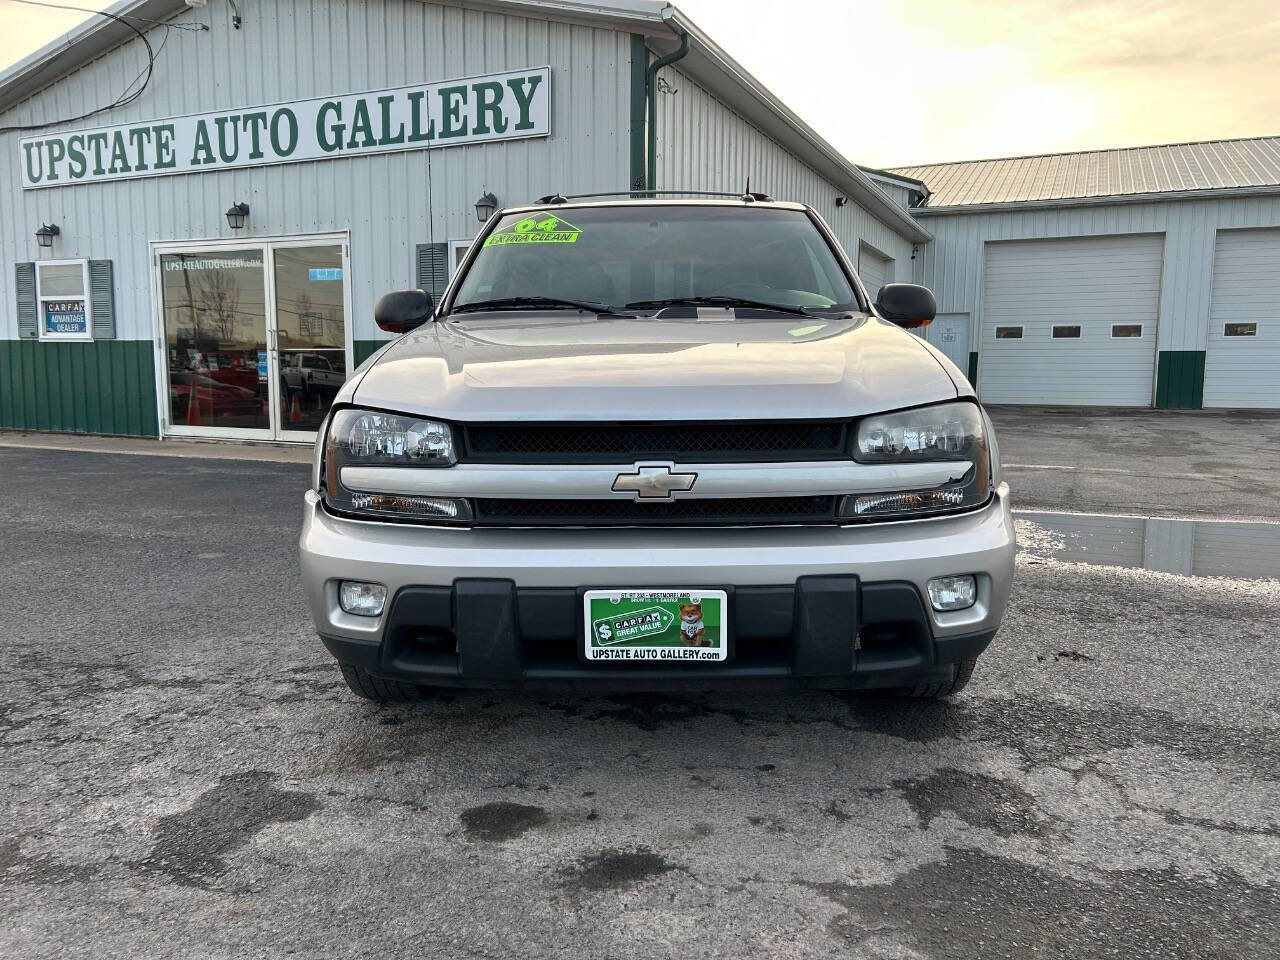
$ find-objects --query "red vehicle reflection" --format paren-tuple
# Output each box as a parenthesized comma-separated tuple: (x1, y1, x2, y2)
(170, 371, 263, 423)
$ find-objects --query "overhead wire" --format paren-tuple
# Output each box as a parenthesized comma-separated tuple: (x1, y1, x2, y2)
(0, 0, 207, 134)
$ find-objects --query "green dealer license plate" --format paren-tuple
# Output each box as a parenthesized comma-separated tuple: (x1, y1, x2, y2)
(584, 589, 728, 662)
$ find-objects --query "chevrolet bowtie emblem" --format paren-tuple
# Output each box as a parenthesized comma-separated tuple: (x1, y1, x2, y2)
(612, 464, 698, 500)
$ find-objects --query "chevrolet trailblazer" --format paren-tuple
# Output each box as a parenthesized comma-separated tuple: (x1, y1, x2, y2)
(299, 197, 1015, 701)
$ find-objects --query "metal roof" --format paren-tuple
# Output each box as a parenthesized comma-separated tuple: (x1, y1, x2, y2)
(0, 0, 931, 243)
(892, 137, 1280, 210)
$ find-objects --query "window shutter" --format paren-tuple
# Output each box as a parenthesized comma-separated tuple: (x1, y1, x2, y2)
(89, 259, 116, 339)
(415, 242, 449, 303)
(15, 262, 37, 339)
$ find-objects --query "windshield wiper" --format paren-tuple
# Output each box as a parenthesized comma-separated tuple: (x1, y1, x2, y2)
(451, 296, 634, 318)
(624, 295, 831, 317)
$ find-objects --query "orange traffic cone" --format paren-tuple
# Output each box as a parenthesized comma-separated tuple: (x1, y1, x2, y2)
(185, 390, 202, 426)
(289, 391, 304, 424)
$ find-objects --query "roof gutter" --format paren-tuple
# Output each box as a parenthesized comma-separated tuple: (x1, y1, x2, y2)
(645, 29, 689, 191)
(909, 183, 1280, 216)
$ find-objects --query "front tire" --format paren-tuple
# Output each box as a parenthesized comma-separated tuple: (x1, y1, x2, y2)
(339, 663, 426, 702)
(899, 657, 977, 699)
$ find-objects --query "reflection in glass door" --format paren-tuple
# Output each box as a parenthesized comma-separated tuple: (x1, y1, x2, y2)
(160, 250, 270, 433)
(274, 245, 346, 436)
(157, 236, 349, 441)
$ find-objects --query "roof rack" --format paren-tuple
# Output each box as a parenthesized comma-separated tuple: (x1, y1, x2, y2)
(535, 189, 773, 205)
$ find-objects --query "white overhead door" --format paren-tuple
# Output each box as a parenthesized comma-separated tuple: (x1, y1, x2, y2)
(979, 234, 1164, 405)
(858, 244, 893, 299)
(1204, 228, 1280, 409)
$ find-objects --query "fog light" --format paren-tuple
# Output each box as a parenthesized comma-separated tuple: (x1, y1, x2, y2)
(927, 575, 976, 611)
(339, 581, 387, 617)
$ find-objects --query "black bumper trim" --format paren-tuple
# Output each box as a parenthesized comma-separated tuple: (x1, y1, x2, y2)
(319, 577, 998, 691)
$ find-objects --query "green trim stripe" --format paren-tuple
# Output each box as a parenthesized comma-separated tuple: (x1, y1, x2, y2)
(1155, 350, 1205, 409)
(0, 340, 158, 436)
(967, 351, 978, 388)
(354, 339, 387, 367)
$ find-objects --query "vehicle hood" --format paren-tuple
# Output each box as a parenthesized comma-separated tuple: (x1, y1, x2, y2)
(352, 313, 958, 421)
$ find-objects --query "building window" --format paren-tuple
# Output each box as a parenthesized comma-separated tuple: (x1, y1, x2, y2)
(994, 326, 1023, 340)
(36, 259, 93, 340)
(1224, 322, 1257, 337)
(1052, 325, 1082, 339)
(448, 239, 472, 279)
(1111, 324, 1143, 338)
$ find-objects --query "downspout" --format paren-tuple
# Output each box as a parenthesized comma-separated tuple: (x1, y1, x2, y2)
(645, 31, 689, 191)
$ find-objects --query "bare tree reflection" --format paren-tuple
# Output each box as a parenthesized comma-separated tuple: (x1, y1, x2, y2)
(197, 268, 243, 343)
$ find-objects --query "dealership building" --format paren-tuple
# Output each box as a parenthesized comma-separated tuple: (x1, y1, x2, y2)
(890, 139, 1280, 410)
(0, 0, 928, 441)
(1, 0, 1277, 443)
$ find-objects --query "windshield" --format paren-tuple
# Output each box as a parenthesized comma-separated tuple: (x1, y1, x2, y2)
(450, 205, 861, 315)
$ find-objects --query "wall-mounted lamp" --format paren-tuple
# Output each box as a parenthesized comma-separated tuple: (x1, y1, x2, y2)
(834, 196, 848, 207)
(35, 223, 60, 248)
(225, 202, 250, 230)
(475, 191, 498, 223)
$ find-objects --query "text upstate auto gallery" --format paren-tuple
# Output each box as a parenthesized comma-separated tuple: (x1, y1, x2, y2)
(20, 67, 549, 187)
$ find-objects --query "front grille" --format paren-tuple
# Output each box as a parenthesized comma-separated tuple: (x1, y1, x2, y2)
(462, 421, 847, 463)
(473, 496, 837, 527)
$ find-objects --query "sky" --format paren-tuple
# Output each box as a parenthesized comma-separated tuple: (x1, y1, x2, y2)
(2, 0, 1278, 167)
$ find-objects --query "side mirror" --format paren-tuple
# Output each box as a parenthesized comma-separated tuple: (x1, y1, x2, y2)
(374, 289, 434, 334)
(874, 283, 936, 328)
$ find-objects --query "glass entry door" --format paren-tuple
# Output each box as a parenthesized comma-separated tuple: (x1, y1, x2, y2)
(160, 249, 271, 435)
(157, 236, 349, 441)
(274, 244, 346, 439)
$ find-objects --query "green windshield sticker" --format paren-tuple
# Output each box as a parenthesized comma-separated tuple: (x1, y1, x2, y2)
(788, 323, 826, 337)
(483, 214, 583, 247)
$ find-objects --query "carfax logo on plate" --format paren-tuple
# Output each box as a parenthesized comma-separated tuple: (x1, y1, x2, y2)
(592, 606, 674, 645)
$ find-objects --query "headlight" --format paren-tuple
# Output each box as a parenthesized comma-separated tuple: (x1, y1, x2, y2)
(840, 401, 990, 520)
(332, 409, 456, 465)
(322, 408, 472, 523)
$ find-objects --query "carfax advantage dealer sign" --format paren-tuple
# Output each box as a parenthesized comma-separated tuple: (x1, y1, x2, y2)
(19, 66, 549, 189)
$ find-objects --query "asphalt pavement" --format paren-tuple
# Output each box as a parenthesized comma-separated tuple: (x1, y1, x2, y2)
(2, 410, 1278, 959)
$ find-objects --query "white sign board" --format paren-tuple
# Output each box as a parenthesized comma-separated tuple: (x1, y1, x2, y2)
(20, 67, 550, 190)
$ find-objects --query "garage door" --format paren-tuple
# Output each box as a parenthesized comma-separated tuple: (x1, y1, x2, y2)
(979, 234, 1164, 405)
(1204, 228, 1280, 409)
(858, 244, 893, 299)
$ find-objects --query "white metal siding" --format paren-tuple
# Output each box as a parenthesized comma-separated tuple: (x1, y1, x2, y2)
(857, 245, 892, 296)
(0, 0, 633, 343)
(653, 65, 916, 277)
(868, 179, 917, 210)
(1204, 228, 1280, 408)
(912, 195, 1280, 361)
(979, 234, 1163, 405)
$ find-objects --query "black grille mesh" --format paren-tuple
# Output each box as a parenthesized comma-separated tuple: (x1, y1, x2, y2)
(462, 421, 846, 462)
(473, 496, 836, 526)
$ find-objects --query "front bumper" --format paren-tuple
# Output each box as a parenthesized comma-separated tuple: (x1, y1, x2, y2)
(299, 484, 1015, 691)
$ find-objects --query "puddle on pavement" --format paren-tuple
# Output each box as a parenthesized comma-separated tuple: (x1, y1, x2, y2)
(1015, 511, 1280, 580)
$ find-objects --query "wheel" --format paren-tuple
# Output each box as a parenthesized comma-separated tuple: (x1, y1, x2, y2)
(899, 657, 978, 699)
(339, 663, 426, 702)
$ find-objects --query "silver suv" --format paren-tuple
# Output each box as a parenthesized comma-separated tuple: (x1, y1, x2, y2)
(299, 197, 1014, 701)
